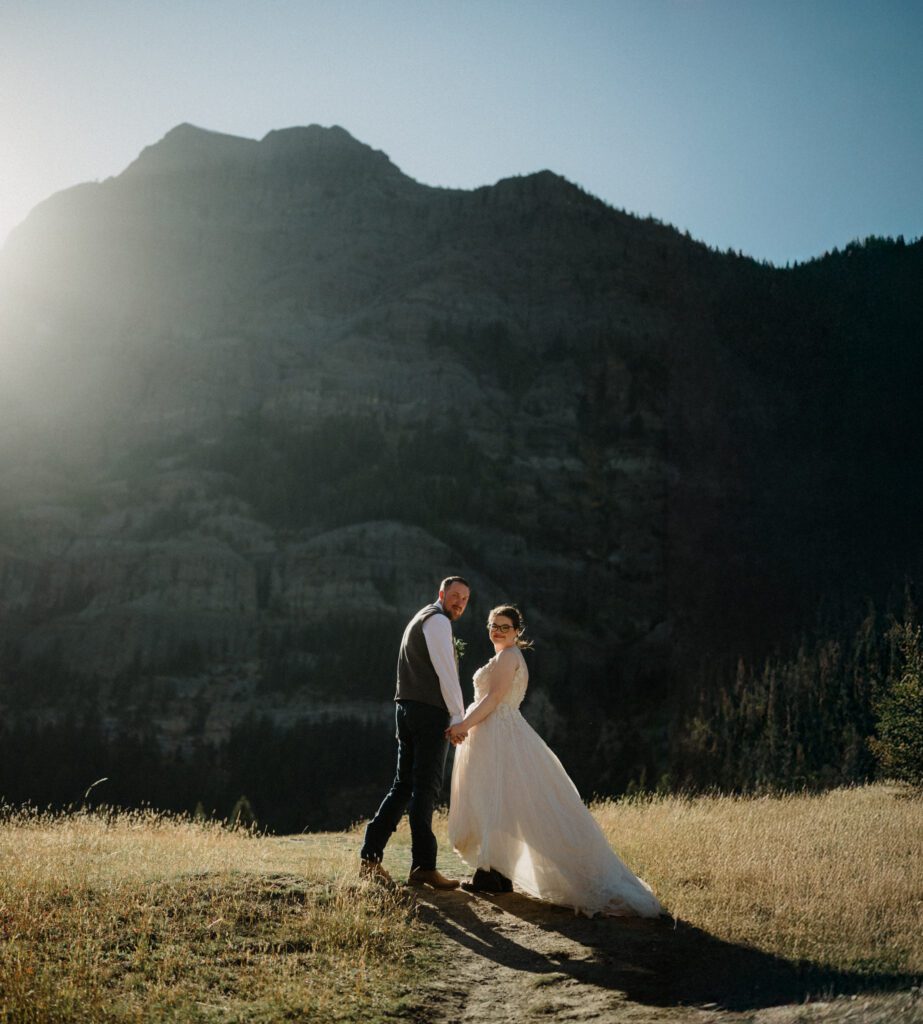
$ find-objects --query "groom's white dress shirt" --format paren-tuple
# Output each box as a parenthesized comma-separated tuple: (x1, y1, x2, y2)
(422, 601, 466, 725)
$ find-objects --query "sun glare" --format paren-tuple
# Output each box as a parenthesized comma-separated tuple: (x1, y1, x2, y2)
(0, 185, 41, 251)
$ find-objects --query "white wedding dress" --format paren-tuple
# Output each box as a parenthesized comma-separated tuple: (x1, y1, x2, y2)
(448, 649, 662, 918)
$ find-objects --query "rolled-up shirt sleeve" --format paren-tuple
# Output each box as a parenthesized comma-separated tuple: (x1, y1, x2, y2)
(422, 613, 466, 724)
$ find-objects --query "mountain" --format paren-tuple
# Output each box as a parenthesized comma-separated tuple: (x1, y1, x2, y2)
(1, 124, 921, 822)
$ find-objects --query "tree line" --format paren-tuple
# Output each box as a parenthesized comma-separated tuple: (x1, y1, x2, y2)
(0, 714, 396, 834)
(2, 586, 920, 833)
(669, 587, 922, 792)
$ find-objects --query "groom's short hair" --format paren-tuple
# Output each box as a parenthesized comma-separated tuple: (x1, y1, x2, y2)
(440, 575, 471, 592)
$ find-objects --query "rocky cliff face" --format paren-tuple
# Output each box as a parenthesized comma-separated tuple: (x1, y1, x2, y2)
(1, 124, 921, 788)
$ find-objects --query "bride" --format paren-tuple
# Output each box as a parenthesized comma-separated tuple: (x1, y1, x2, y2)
(447, 605, 662, 918)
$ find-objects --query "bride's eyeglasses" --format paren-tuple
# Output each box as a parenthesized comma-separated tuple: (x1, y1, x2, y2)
(487, 623, 514, 634)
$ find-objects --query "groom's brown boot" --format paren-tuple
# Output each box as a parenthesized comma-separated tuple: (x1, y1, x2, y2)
(407, 866, 460, 890)
(360, 859, 394, 885)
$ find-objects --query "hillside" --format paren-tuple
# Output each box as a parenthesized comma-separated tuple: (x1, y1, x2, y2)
(1, 123, 921, 823)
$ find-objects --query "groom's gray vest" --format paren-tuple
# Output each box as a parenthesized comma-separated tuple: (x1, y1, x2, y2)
(395, 603, 450, 711)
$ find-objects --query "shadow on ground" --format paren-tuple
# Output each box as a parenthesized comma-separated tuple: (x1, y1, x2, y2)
(414, 888, 918, 1013)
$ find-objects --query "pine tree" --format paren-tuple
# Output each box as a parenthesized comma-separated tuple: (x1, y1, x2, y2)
(871, 620, 923, 786)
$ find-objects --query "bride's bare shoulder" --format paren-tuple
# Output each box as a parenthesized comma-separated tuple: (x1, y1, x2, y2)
(497, 647, 527, 674)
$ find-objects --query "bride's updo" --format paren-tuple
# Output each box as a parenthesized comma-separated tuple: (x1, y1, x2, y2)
(489, 604, 534, 650)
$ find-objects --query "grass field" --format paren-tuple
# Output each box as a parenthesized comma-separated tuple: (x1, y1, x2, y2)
(0, 784, 920, 1022)
(0, 809, 431, 1023)
(591, 783, 923, 976)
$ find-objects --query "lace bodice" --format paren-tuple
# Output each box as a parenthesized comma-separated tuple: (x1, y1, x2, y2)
(472, 650, 529, 710)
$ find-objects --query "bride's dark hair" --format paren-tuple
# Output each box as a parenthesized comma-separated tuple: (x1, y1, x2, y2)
(488, 604, 534, 650)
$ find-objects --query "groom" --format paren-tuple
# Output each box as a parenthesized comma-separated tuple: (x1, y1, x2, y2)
(360, 576, 470, 888)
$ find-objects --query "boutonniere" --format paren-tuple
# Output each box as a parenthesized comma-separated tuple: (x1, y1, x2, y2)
(453, 637, 468, 660)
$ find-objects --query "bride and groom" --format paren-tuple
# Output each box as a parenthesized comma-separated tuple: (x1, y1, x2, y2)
(359, 576, 661, 917)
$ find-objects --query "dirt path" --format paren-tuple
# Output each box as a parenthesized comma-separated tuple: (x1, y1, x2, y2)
(408, 887, 921, 1024)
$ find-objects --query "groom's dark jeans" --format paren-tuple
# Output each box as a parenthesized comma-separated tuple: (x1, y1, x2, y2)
(361, 700, 449, 872)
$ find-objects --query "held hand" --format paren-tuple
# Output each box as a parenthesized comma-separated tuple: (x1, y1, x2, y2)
(446, 724, 468, 745)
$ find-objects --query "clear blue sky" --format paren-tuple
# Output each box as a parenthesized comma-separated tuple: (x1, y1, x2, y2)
(1, 0, 921, 264)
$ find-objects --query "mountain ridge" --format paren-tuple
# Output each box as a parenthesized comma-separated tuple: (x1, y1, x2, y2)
(0, 124, 921, 814)
(121, 122, 411, 188)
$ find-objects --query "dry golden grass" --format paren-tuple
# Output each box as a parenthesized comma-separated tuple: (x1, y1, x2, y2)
(0, 807, 427, 1023)
(2, 785, 919, 1023)
(592, 783, 923, 975)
